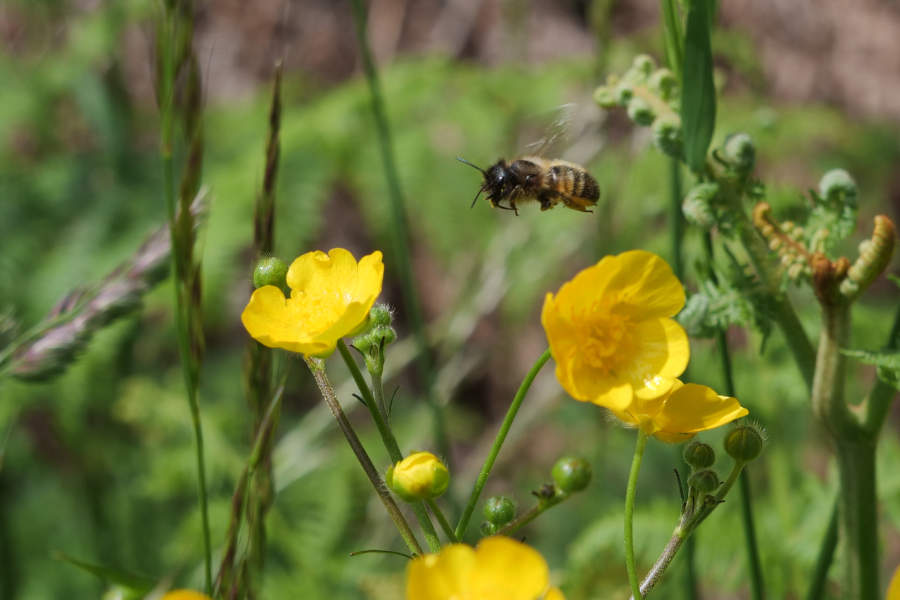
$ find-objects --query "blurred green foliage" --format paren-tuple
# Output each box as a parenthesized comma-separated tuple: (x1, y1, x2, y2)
(1, 3, 898, 599)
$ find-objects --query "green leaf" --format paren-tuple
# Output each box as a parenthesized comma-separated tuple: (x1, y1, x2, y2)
(53, 551, 155, 594)
(680, 0, 716, 173)
(842, 348, 900, 390)
(660, 0, 684, 80)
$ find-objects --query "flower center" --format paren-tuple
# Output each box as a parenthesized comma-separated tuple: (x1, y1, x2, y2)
(290, 288, 347, 335)
(575, 298, 632, 372)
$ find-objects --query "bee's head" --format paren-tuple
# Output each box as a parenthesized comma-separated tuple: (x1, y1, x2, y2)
(457, 156, 495, 208)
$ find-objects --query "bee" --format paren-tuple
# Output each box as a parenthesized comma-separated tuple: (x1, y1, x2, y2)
(457, 156, 599, 215)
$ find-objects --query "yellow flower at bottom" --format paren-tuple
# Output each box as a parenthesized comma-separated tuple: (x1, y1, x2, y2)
(241, 248, 384, 356)
(888, 565, 900, 600)
(161, 592, 212, 600)
(406, 537, 563, 600)
(610, 380, 748, 442)
(541, 250, 689, 411)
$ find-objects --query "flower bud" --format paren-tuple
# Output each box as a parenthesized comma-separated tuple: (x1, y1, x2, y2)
(594, 86, 618, 109)
(724, 424, 764, 463)
(615, 83, 634, 105)
(721, 133, 756, 175)
(682, 183, 719, 229)
(551, 456, 592, 493)
(386, 451, 450, 502)
(648, 68, 678, 101)
(651, 115, 683, 159)
(688, 469, 720, 494)
(818, 169, 857, 206)
(632, 54, 656, 78)
(483, 495, 517, 526)
(252, 257, 288, 289)
(480, 521, 498, 536)
(627, 97, 655, 126)
(369, 303, 393, 327)
(683, 441, 716, 469)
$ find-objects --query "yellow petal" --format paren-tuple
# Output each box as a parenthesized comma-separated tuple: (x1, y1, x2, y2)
(406, 544, 476, 600)
(240, 286, 304, 349)
(541, 293, 581, 364)
(544, 587, 566, 600)
(553, 254, 620, 313)
(654, 383, 749, 436)
(621, 318, 689, 398)
(161, 592, 212, 600)
(468, 537, 549, 600)
(286, 248, 357, 293)
(607, 250, 686, 318)
(887, 564, 900, 600)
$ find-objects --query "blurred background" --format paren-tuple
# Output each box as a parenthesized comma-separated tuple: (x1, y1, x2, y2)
(1, 0, 899, 598)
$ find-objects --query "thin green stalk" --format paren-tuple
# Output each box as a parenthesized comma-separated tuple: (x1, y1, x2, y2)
(625, 430, 649, 600)
(804, 497, 839, 600)
(668, 159, 686, 280)
(495, 491, 567, 537)
(454, 348, 552, 539)
(425, 499, 458, 543)
(305, 357, 423, 556)
(335, 341, 441, 552)
(349, 0, 449, 462)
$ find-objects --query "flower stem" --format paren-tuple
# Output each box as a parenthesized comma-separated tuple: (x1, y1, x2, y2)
(304, 357, 423, 556)
(348, 0, 450, 462)
(336, 341, 441, 552)
(425, 499, 458, 543)
(625, 430, 649, 600)
(454, 348, 552, 540)
(631, 524, 687, 599)
(495, 491, 566, 537)
(804, 497, 839, 600)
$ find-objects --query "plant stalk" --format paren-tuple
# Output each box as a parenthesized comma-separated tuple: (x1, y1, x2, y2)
(625, 430, 649, 600)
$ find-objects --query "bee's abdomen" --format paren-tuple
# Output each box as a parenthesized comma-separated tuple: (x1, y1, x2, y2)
(550, 164, 599, 201)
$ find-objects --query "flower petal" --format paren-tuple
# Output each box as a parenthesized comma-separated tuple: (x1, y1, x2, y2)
(406, 544, 475, 600)
(286, 248, 358, 293)
(241, 286, 304, 350)
(607, 250, 686, 318)
(654, 383, 749, 435)
(621, 318, 689, 399)
(544, 587, 566, 600)
(468, 537, 549, 600)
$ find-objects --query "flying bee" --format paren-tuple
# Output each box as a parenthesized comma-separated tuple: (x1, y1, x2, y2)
(457, 156, 600, 215)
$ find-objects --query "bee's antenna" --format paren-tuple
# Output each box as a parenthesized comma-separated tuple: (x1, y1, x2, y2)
(456, 156, 487, 175)
(470, 186, 485, 209)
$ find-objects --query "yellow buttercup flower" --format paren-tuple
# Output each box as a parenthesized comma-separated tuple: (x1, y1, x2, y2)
(241, 248, 384, 356)
(161, 592, 212, 600)
(386, 451, 450, 502)
(541, 250, 689, 411)
(610, 380, 748, 442)
(888, 564, 900, 600)
(406, 536, 563, 600)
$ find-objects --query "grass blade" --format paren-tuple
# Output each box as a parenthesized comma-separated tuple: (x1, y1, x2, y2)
(680, 0, 716, 173)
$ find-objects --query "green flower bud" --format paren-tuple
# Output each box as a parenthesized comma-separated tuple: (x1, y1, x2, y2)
(724, 424, 765, 463)
(369, 303, 393, 327)
(632, 54, 656, 78)
(615, 83, 634, 105)
(818, 169, 857, 206)
(594, 86, 618, 109)
(688, 469, 720, 493)
(721, 132, 756, 175)
(682, 183, 720, 229)
(480, 521, 498, 536)
(252, 257, 288, 289)
(683, 441, 716, 469)
(651, 115, 683, 159)
(627, 97, 655, 126)
(386, 451, 450, 502)
(551, 456, 592, 493)
(370, 324, 397, 346)
(648, 68, 678, 101)
(483, 496, 517, 526)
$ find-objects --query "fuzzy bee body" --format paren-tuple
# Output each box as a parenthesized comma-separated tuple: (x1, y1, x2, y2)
(459, 156, 599, 215)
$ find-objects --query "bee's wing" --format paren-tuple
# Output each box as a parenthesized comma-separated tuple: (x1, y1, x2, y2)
(521, 103, 577, 158)
(519, 102, 602, 165)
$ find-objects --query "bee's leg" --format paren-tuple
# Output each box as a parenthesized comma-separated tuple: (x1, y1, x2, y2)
(538, 192, 556, 211)
(562, 195, 593, 213)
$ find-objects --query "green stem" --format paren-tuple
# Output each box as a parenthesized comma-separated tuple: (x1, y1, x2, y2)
(625, 430, 649, 600)
(349, 0, 449, 462)
(372, 369, 389, 424)
(304, 357, 423, 556)
(835, 440, 879, 600)
(454, 348, 552, 539)
(804, 498, 839, 600)
(336, 341, 441, 552)
(495, 492, 566, 537)
(668, 158, 686, 280)
(426, 499, 458, 543)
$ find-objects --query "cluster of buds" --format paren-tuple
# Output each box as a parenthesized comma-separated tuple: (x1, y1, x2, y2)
(594, 55, 683, 160)
(352, 304, 397, 375)
(753, 204, 814, 283)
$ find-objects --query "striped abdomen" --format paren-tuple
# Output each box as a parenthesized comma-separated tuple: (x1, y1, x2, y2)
(548, 161, 600, 202)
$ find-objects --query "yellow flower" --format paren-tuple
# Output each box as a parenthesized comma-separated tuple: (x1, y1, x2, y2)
(161, 592, 212, 600)
(889, 565, 900, 600)
(386, 451, 450, 502)
(241, 248, 384, 356)
(610, 380, 748, 442)
(406, 536, 564, 600)
(541, 250, 689, 411)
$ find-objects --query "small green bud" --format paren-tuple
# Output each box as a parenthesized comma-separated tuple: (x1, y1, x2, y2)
(594, 86, 618, 109)
(551, 456, 592, 493)
(688, 469, 720, 493)
(682, 183, 720, 229)
(724, 424, 765, 463)
(648, 68, 678, 101)
(386, 451, 450, 502)
(683, 441, 716, 469)
(369, 303, 393, 327)
(483, 496, 517, 526)
(252, 257, 288, 289)
(651, 115, 683, 159)
(818, 169, 857, 206)
(480, 521, 498, 536)
(615, 83, 634, 105)
(721, 133, 756, 175)
(370, 324, 397, 347)
(627, 97, 655, 126)
(632, 54, 656, 78)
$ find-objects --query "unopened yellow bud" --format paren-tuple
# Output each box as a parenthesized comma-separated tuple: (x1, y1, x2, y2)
(386, 452, 450, 502)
